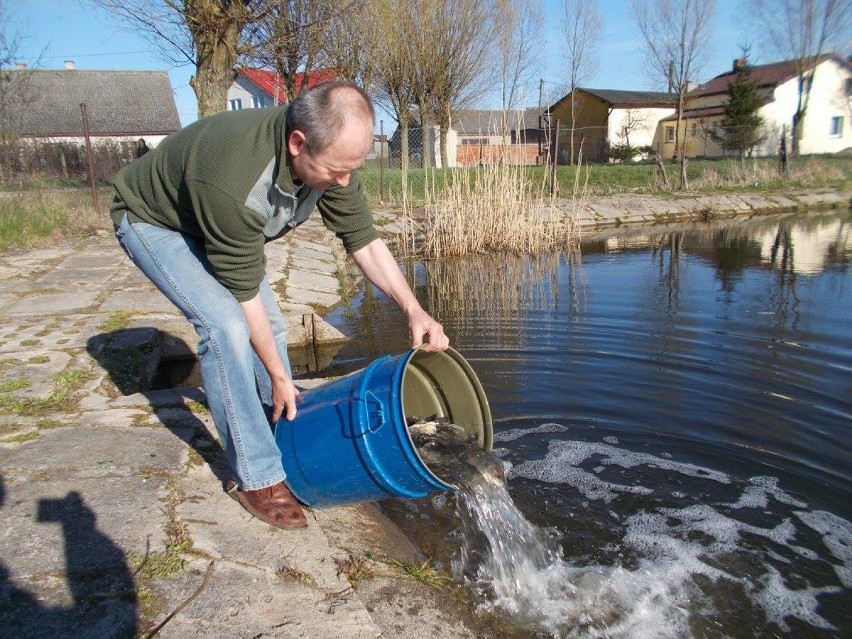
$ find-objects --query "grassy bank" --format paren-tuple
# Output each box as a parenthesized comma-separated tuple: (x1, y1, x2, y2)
(0, 154, 848, 255)
(361, 155, 852, 207)
(0, 190, 112, 253)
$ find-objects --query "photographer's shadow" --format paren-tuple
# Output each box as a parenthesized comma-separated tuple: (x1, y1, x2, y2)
(0, 475, 137, 639)
(85, 328, 233, 487)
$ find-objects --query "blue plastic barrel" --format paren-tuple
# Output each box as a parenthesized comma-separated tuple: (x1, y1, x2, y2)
(274, 347, 493, 508)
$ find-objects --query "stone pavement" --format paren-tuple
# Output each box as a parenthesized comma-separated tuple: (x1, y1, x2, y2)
(0, 189, 847, 638)
(0, 214, 477, 639)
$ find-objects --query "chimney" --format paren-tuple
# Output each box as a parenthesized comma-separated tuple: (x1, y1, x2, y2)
(15, 62, 26, 69)
(65, 60, 75, 70)
(733, 58, 745, 72)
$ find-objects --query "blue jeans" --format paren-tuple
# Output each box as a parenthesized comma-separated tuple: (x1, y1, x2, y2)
(114, 212, 288, 491)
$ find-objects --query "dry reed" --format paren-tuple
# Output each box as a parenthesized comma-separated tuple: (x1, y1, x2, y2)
(403, 159, 581, 259)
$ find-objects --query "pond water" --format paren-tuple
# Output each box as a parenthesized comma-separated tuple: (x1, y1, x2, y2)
(320, 210, 852, 639)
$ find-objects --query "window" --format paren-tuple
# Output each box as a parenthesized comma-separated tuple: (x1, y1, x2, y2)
(830, 116, 844, 137)
(252, 95, 267, 108)
(229, 98, 243, 110)
(665, 126, 675, 143)
(799, 74, 813, 95)
(691, 122, 698, 137)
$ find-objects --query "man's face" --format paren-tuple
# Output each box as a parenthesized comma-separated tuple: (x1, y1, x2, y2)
(288, 117, 373, 191)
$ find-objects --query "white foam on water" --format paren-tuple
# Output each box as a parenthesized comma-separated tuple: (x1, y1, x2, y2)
(795, 510, 852, 588)
(495, 422, 571, 443)
(507, 439, 729, 503)
(457, 430, 851, 637)
(754, 564, 840, 632)
(723, 476, 808, 510)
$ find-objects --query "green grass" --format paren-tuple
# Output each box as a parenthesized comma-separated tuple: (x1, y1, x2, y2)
(0, 154, 848, 257)
(0, 190, 109, 252)
(358, 155, 852, 206)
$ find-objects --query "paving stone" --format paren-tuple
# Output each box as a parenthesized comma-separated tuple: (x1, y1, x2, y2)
(285, 287, 341, 309)
(290, 245, 338, 263)
(286, 269, 339, 293)
(99, 290, 179, 313)
(292, 255, 339, 274)
(5, 291, 100, 316)
(37, 268, 118, 287)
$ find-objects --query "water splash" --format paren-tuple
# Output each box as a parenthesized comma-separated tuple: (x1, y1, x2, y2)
(451, 452, 696, 638)
(409, 421, 851, 637)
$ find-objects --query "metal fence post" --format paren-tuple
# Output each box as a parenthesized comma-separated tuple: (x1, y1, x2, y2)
(79, 103, 99, 210)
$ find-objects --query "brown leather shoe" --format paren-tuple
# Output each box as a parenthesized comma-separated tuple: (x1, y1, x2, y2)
(226, 481, 308, 529)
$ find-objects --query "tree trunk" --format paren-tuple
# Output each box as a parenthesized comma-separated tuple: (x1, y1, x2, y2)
(186, 1, 245, 118)
(400, 119, 410, 175)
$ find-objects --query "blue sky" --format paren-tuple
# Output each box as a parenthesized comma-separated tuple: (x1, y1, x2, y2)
(11, 0, 771, 127)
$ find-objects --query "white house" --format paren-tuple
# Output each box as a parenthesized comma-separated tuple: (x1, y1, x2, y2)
(661, 54, 852, 158)
(549, 89, 678, 162)
(2, 63, 180, 148)
(226, 67, 337, 111)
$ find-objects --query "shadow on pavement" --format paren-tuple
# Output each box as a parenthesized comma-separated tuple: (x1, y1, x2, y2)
(85, 328, 233, 488)
(0, 473, 138, 639)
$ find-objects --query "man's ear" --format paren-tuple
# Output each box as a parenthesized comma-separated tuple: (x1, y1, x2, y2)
(287, 130, 307, 158)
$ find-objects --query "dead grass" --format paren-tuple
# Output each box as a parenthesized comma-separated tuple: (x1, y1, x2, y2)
(404, 160, 581, 258)
(0, 189, 111, 253)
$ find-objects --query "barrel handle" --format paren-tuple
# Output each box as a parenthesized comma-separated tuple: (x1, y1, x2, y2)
(352, 391, 385, 435)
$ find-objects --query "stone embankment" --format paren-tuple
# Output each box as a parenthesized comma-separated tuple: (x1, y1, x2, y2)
(565, 188, 849, 231)
(0, 188, 847, 638)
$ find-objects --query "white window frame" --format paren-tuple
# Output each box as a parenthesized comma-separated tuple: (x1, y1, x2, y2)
(229, 98, 243, 111)
(252, 95, 267, 108)
(665, 126, 675, 143)
(829, 116, 844, 137)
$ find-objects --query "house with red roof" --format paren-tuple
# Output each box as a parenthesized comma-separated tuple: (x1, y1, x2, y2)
(226, 67, 337, 110)
(661, 54, 851, 158)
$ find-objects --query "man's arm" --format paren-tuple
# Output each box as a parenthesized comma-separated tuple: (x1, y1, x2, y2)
(240, 295, 298, 421)
(351, 238, 449, 352)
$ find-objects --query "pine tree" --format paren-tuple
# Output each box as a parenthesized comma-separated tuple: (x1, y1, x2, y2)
(712, 55, 766, 157)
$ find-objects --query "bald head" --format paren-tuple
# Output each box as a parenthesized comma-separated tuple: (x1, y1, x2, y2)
(286, 80, 375, 155)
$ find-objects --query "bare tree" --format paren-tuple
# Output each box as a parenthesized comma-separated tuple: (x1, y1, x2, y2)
(617, 109, 651, 147)
(321, 2, 379, 93)
(494, 0, 543, 138)
(425, 0, 496, 168)
(750, 0, 851, 156)
(248, 0, 337, 104)
(0, 0, 43, 180)
(91, 1, 269, 118)
(631, 0, 716, 188)
(561, 0, 602, 165)
(373, 0, 419, 175)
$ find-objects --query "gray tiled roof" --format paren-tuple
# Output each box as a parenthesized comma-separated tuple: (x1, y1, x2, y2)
(3, 69, 181, 137)
(452, 108, 541, 134)
(577, 88, 677, 107)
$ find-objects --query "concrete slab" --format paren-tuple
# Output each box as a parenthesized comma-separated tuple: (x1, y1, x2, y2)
(5, 291, 100, 316)
(292, 255, 339, 274)
(290, 245, 337, 263)
(0, 424, 191, 482)
(286, 269, 339, 293)
(285, 287, 341, 310)
(0, 350, 71, 400)
(169, 464, 382, 639)
(37, 268, 118, 287)
(99, 290, 179, 314)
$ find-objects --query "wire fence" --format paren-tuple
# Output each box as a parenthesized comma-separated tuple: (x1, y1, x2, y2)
(0, 138, 136, 184)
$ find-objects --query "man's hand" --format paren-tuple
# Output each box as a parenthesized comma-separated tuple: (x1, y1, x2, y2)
(351, 238, 451, 353)
(406, 305, 449, 352)
(241, 294, 298, 422)
(271, 373, 299, 422)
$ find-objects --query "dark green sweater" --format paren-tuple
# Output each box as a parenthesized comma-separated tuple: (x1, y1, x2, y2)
(111, 106, 376, 302)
